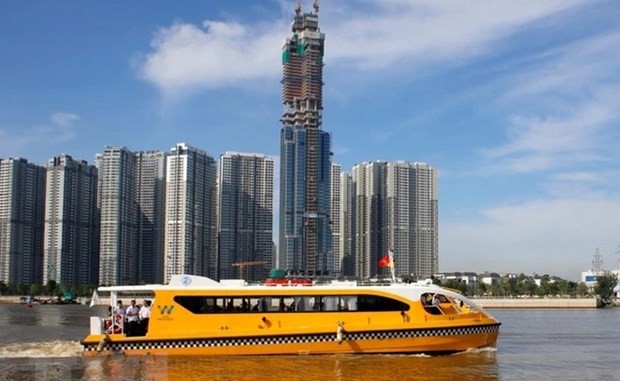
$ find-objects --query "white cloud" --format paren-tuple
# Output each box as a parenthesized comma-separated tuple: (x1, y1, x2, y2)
(0, 113, 79, 160)
(326, 0, 585, 69)
(481, 97, 617, 172)
(441, 196, 620, 280)
(550, 171, 619, 184)
(138, 0, 588, 95)
(507, 31, 620, 98)
(140, 20, 286, 95)
(478, 26, 620, 173)
(50, 112, 80, 127)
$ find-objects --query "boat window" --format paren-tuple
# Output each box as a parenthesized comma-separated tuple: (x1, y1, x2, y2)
(173, 294, 408, 314)
(357, 295, 410, 312)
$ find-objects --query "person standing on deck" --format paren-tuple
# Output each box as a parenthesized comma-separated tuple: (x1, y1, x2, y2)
(126, 300, 140, 336)
(139, 300, 151, 335)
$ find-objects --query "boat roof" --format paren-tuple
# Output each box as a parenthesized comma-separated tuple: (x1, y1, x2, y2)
(98, 274, 451, 295)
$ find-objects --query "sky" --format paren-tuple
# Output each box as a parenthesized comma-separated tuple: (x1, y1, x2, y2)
(1, 0, 619, 281)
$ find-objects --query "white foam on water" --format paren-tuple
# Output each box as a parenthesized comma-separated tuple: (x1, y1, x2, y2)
(458, 346, 498, 355)
(0, 340, 83, 358)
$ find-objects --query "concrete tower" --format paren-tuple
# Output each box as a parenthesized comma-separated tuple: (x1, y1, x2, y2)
(279, 1, 332, 275)
(43, 154, 99, 287)
(218, 152, 274, 281)
(0, 158, 46, 286)
(351, 161, 438, 279)
(164, 143, 217, 282)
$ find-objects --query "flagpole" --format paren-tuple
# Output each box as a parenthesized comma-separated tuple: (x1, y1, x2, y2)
(388, 250, 397, 283)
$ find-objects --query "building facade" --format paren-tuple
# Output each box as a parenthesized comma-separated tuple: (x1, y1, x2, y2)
(279, 3, 332, 275)
(351, 161, 438, 279)
(218, 152, 274, 281)
(97, 147, 138, 286)
(339, 171, 355, 277)
(330, 163, 341, 276)
(164, 143, 217, 282)
(351, 161, 387, 278)
(0, 158, 46, 286)
(135, 151, 167, 284)
(43, 154, 99, 287)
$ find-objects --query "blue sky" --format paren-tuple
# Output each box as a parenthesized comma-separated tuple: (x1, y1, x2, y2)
(1, 1, 619, 280)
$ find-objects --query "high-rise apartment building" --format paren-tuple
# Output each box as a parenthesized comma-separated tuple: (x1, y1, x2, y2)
(43, 154, 99, 287)
(164, 143, 217, 282)
(339, 171, 355, 277)
(351, 161, 438, 279)
(352, 161, 387, 278)
(97, 147, 138, 286)
(135, 151, 167, 284)
(330, 163, 342, 275)
(0, 158, 46, 286)
(401, 162, 438, 278)
(279, 2, 332, 275)
(218, 152, 274, 281)
(97, 147, 168, 286)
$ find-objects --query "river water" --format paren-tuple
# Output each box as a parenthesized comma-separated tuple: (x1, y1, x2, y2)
(0, 304, 618, 380)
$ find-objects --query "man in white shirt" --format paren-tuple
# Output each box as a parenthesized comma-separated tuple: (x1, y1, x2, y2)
(139, 299, 152, 335)
(114, 300, 125, 316)
(125, 299, 140, 337)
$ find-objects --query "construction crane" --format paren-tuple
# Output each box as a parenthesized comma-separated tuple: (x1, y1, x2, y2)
(47, 263, 75, 303)
(231, 261, 266, 280)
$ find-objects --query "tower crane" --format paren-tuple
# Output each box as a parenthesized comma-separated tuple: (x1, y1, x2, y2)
(231, 261, 266, 280)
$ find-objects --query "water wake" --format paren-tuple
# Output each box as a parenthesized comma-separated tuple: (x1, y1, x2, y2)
(460, 346, 498, 354)
(0, 340, 82, 358)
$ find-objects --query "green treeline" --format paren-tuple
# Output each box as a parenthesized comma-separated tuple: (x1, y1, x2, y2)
(0, 280, 95, 297)
(431, 273, 618, 301)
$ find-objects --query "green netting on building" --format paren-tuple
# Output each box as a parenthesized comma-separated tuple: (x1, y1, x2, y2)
(282, 50, 290, 64)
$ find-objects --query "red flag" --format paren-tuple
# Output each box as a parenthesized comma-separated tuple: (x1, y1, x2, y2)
(378, 255, 391, 268)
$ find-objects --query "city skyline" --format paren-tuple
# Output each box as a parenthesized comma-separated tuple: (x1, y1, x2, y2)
(1, 1, 620, 280)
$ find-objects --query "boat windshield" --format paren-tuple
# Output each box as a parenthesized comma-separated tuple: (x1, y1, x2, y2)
(420, 292, 481, 316)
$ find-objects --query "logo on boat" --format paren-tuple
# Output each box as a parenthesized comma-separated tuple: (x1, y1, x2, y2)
(159, 305, 174, 315)
(181, 276, 192, 286)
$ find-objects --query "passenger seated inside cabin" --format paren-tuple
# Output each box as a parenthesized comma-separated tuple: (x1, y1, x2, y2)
(421, 293, 443, 315)
(104, 306, 113, 331)
(107, 314, 124, 334)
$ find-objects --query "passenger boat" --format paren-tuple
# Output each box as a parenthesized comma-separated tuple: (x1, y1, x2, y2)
(82, 275, 500, 356)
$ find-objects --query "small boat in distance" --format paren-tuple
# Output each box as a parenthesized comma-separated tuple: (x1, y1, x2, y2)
(82, 275, 500, 356)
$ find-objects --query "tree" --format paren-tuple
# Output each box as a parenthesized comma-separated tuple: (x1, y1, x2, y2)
(46, 280, 58, 296)
(29, 284, 43, 296)
(441, 279, 468, 295)
(593, 274, 618, 302)
(576, 282, 590, 297)
(17, 283, 29, 295)
(0, 281, 7, 295)
(474, 282, 488, 297)
(522, 279, 537, 297)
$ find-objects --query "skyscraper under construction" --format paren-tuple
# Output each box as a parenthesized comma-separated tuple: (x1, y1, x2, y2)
(279, 1, 332, 275)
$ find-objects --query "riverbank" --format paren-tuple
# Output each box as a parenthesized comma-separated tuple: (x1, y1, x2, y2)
(0, 295, 91, 305)
(3, 295, 614, 307)
(474, 298, 603, 308)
